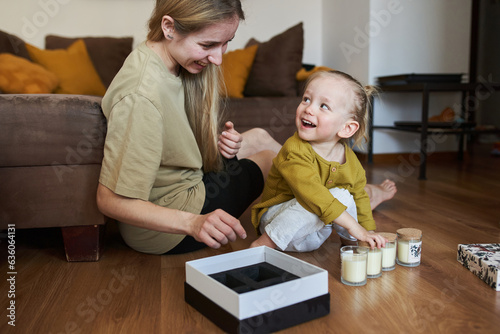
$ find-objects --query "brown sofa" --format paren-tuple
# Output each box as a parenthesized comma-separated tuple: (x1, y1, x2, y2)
(0, 94, 107, 261)
(0, 24, 304, 260)
(227, 97, 300, 144)
(0, 31, 132, 261)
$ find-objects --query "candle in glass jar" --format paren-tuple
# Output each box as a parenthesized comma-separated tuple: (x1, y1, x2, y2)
(397, 240, 410, 262)
(379, 232, 397, 271)
(343, 255, 367, 281)
(366, 249, 382, 277)
(341, 246, 368, 286)
(358, 241, 382, 278)
(396, 228, 422, 267)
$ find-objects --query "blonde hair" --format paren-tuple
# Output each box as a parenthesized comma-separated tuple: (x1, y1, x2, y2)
(303, 70, 377, 147)
(147, 0, 244, 172)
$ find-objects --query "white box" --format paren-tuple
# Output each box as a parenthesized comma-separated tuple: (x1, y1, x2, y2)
(457, 243, 500, 291)
(185, 246, 330, 333)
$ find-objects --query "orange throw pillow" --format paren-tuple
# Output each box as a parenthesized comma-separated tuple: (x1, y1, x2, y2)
(221, 44, 258, 98)
(26, 40, 106, 96)
(0, 53, 59, 94)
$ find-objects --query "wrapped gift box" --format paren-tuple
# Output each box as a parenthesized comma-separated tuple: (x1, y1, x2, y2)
(457, 243, 500, 291)
(185, 246, 330, 333)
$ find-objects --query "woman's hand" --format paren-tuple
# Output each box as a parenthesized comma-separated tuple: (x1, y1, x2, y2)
(189, 209, 247, 249)
(218, 121, 242, 159)
(98, 184, 247, 249)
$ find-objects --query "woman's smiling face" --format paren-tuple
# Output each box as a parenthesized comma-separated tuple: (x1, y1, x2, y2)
(168, 15, 239, 74)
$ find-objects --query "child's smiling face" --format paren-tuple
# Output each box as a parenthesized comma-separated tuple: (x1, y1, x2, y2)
(295, 74, 355, 145)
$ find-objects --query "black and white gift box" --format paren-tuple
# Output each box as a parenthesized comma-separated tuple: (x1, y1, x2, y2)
(185, 246, 330, 333)
(457, 243, 500, 291)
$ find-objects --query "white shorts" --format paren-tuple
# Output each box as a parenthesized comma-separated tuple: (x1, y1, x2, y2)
(259, 188, 357, 252)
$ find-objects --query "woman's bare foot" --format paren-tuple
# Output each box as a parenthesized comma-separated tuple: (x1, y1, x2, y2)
(250, 232, 278, 249)
(365, 179, 397, 210)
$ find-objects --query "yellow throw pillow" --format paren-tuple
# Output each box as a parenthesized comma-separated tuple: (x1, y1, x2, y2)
(221, 44, 258, 98)
(0, 53, 59, 94)
(26, 40, 106, 96)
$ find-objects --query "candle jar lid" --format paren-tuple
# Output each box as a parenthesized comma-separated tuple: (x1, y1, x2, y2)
(378, 232, 397, 242)
(357, 241, 370, 248)
(396, 228, 422, 241)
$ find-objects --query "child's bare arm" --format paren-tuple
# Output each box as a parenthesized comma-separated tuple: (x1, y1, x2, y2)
(333, 211, 386, 248)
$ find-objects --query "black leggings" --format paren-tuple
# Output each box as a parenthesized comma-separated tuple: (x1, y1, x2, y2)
(166, 158, 264, 254)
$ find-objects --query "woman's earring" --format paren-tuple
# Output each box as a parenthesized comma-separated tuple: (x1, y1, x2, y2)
(167, 34, 174, 40)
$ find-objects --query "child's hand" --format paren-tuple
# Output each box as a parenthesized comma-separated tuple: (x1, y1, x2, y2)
(360, 231, 387, 249)
(218, 121, 242, 159)
(333, 212, 387, 249)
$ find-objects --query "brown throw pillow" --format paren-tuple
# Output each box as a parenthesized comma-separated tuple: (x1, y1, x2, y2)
(45, 35, 133, 87)
(0, 30, 31, 60)
(243, 23, 304, 97)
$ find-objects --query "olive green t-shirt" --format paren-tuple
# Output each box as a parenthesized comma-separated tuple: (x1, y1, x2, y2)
(99, 42, 205, 254)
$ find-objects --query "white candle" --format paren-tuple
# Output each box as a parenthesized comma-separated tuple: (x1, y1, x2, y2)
(342, 254, 367, 283)
(358, 241, 383, 278)
(341, 246, 368, 286)
(378, 232, 398, 271)
(396, 228, 422, 267)
(381, 243, 397, 270)
(398, 240, 410, 262)
(366, 249, 382, 277)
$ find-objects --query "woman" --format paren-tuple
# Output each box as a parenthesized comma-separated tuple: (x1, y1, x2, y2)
(96, 0, 279, 255)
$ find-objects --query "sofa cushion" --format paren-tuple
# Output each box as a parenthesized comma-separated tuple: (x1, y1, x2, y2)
(222, 44, 258, 98)
(26, 40, 107, 96)
(0, 30, 31, 60)
(0, 94, 105, 168)
(0, 53, 59, 94)
(46, 35, 133, 87)
(243, 23, 304, 97)
(0, 165, 105, 229)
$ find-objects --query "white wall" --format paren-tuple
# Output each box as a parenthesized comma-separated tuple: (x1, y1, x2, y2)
(323, 0, 370, 83)
(322, 0, 471, 83)
(322, 0, 472, 154)
(1, 0, 155, 48)
(232, 0, 323, 65)
(369, 0, 471, 81)
(0, 0, 323, 65)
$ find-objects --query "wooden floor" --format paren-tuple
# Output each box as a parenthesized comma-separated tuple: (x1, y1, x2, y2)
(1, 144, 500, 334)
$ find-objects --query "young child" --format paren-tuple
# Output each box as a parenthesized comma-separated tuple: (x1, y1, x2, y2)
(250, 70, 386, 251)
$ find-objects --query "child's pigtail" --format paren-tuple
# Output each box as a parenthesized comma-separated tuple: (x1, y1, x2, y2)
(357, 85, 379, 147)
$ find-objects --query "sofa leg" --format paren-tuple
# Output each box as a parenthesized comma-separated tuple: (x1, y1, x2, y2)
(61, 224, 106, 262)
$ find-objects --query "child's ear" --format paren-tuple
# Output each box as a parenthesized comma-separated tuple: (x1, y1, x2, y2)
(338, 120, 359, 139)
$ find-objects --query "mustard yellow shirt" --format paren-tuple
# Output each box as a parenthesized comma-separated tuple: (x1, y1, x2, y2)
(252, 132, 375, 232)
